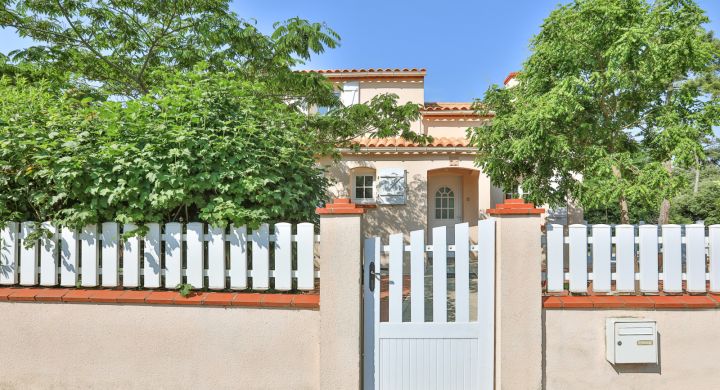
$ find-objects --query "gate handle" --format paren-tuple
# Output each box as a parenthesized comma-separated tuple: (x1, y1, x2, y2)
(369, 262, 376, 292)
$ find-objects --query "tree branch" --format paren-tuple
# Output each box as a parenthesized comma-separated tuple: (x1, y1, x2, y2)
(55, 0, 133, 91)
(136, 0, 180, 94)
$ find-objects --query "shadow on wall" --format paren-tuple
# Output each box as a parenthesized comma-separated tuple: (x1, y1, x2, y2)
(364, 173, 428, 238)
(324, 161, 427, 239)
(324, 160, 355, 198)
(323, 160, 371, 200)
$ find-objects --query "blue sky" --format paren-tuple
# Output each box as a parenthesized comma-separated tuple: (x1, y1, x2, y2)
(1, 0, 719, 102)
(233, 0, 720, 102)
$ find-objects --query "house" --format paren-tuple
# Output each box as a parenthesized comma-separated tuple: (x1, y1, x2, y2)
(311, 68, 501, 242)
(314, 68, 583, 240)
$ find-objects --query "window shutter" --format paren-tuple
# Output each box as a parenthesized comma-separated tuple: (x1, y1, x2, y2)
(377, 168, 406, 205)
(547, 207, 568, 225)
(340, 82, 359, 106)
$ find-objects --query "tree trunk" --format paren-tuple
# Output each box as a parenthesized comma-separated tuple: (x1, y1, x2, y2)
(693, 153, 700, 195)
(658, 160, 673, 225)
(658, 199, 671, 225)
(619, 195, 630, 224)
(612, 165, 631, 224)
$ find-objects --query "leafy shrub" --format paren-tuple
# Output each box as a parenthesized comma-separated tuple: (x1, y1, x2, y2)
(0, 68, 329, 228)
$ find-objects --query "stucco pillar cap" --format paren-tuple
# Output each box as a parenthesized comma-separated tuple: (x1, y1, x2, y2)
(316, 198, 366, 215)
(487, 198, 545, 215)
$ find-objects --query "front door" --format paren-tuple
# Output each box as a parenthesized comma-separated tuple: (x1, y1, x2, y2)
(429, 175, 463, 244)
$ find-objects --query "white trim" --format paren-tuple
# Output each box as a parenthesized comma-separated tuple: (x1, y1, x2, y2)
(351, 169, 376, 204)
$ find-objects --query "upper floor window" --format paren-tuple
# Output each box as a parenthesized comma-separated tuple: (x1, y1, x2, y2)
(317, 82, 359, 114)
(317, 91, 341, 116)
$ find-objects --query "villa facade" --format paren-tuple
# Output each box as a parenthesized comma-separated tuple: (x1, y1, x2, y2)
(313, 68, 580, 240)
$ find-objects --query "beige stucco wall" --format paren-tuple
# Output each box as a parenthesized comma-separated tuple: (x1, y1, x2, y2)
(358, 80, 424, 105)
(319, 213, 363, 390)
(319, 154, 501, 239)
(421, 119, 486, 138)
(544, 309, 720, 389)
(359, 80, 424, 134)
(495, 214, 544, 390)
(0, 302, 319, 390)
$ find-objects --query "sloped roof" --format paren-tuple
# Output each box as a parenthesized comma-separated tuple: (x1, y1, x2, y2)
(422, 102, 474, 112)
(421, 102, 490, 121)
(300, 68, 426, 74)
(300, 68, 426, 81)
(351, 136, 470, 148)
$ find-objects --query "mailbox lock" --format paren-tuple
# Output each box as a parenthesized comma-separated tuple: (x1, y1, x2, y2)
(617, 341, 622, 346)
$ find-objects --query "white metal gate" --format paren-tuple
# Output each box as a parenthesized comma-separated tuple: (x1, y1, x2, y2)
(363, 219, 496, 390)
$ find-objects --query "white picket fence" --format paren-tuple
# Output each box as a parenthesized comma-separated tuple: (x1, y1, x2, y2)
(0, 222, 319, 291)
(546, 224, 720, 294)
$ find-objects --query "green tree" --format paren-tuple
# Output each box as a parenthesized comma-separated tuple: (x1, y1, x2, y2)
(469, 0, 719, 224)
(0, 0, 427, 142)
(686, 33, 720, 195)
(689, 33, 720, 99)
(669, 160, 720, 225)
(0, 1, 427, 228)
(0, 0, 332, 98)
(0, 65, 422, 228)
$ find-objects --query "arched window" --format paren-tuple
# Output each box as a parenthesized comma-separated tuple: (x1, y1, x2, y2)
(435, 187, 455, 219)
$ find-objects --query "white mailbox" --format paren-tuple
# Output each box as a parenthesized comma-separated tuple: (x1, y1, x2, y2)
(606, 318, 657, 364)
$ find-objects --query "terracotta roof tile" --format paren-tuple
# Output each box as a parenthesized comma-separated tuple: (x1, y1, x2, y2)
(351, 137, 470, 148)
(300, 68, 426, 74)
(422, 102, 475, 111)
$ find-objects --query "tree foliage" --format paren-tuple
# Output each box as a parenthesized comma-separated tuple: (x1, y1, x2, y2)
(0, 0, 426, 228)
(470, 0, 719, 223)
(584, 137, 720, 224)
(1, 0, 333, 98)
(0, 68, 325, 227)
(669, 162, 720, 224)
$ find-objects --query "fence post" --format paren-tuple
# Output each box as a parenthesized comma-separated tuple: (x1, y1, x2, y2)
(316, 198, 365, 390)
(487, 199, 545, 390)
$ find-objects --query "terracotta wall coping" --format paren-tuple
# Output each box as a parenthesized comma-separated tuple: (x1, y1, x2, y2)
(316, 198, 366, 215)
(544, 294, 720, 309)
(0, 287, 319, 309)
(487, 198, 545, 216)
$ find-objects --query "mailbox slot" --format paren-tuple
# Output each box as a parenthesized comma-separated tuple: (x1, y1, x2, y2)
(618, 327, 653, 336)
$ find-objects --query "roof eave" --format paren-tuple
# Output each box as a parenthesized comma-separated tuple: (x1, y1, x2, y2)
(339, 146, 477, 154)
(323, 72, 426, 80)
(301, 68, 427, 79)
(421, 110, 477, 116)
